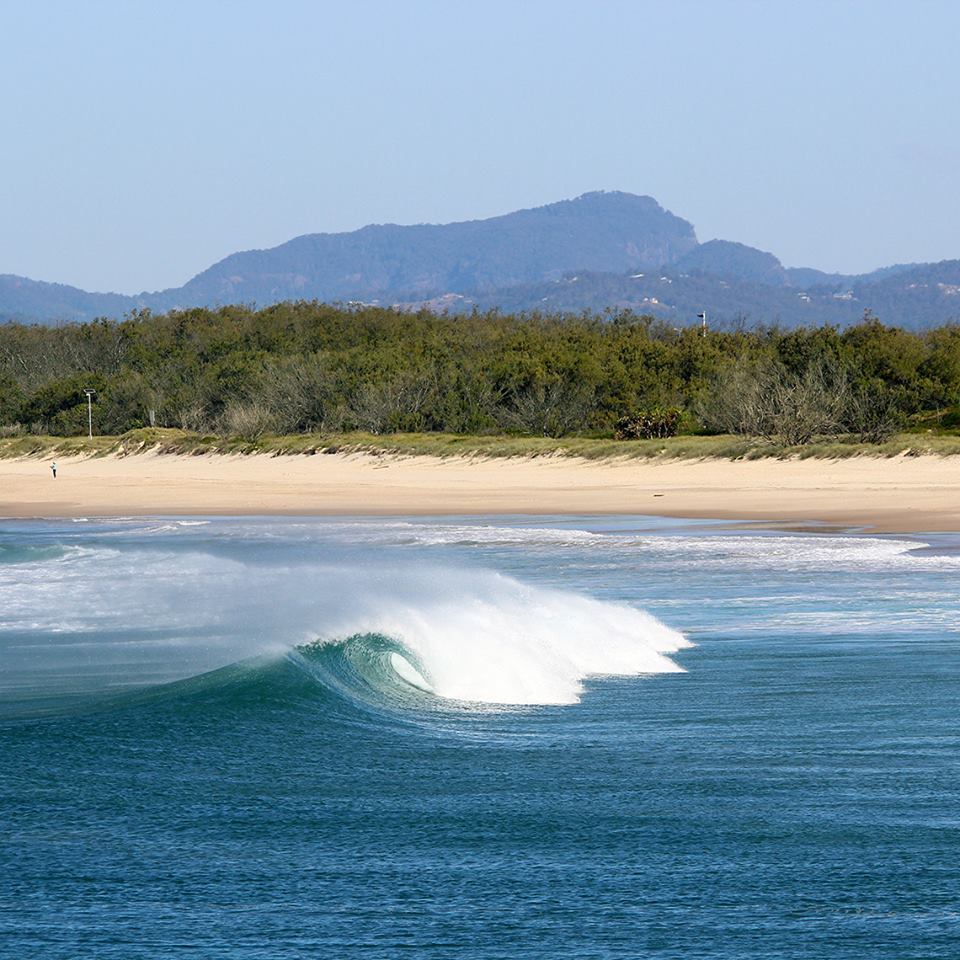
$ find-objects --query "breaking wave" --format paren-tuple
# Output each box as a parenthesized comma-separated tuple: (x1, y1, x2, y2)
(297, 572, 690, 706)
(0, 540, 690, 716)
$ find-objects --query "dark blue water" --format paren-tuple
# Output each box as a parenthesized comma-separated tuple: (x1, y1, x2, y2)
(1, 516, 959, 957)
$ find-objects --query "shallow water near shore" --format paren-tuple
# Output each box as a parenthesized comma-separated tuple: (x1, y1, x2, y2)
(2, 515, 959, 958)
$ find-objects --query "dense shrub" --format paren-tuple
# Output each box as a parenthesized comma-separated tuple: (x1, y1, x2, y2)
(698, 358, 850, 445)
(0, 373, 24, 427)
(1, 305, 959, 440)
(614, 409, 681, 440)
(941, 406, 960, 429)
(21, 374, 107, 435)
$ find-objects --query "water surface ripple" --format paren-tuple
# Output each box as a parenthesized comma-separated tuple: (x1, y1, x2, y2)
(1, 516, 958, 958)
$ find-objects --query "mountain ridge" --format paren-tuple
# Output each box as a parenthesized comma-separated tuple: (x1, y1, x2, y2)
(3, 192, 958, 330)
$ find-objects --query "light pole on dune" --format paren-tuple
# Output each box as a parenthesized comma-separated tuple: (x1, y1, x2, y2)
(84, 389, 96, 439)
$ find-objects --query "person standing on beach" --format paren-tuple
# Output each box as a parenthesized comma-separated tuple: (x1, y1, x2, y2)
(51, 461, 57, 479)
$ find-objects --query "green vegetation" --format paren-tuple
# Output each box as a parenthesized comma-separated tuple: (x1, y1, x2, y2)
(2, 302, 960, 458)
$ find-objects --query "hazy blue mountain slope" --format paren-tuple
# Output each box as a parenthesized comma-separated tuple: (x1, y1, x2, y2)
(0, 275, 141, 324)
(163, 191, 698, 308)
(431, 271, 851, 326)
(784, 261, 921, 291)
(438, 262, 960, 330)
(1, 192, 958, 329)
(674, 240, 788, 287)
(784, 266, 847, 288)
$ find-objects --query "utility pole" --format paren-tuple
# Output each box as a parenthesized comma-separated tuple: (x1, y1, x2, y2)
(697, 311, 707, 337)
(84, 389, 96, 439)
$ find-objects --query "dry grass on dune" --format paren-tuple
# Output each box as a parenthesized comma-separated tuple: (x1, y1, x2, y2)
(3, 428, 960, 462)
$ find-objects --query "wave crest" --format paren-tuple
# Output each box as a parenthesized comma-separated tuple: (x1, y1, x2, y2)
(302, 572, 690, 706)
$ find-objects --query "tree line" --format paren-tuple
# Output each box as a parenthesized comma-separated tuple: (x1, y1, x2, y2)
(1, 302, 959, 443)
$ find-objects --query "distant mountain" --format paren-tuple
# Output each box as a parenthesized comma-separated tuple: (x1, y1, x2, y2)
(168, 191, 697, 309)
(445, 259, 960, 328)
(674, 240, 789, 287)
(0, 275, 137, 325)
(2, 191, 959, 329)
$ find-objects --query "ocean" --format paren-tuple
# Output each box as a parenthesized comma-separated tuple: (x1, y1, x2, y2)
(1, 515, 959, 958)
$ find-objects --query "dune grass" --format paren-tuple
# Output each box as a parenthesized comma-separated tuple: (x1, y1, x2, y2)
(2, 427, 960, 462)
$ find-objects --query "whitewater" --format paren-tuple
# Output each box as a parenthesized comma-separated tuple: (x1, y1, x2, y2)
(0, 521, 690, 712)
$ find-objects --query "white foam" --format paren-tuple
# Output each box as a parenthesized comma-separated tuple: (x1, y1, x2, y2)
(625, 533, 960, 574)
(325, 570, 690, 706)
(296, 520, 960, 574)
(0, 533, 689, 707)
(389, 524, 604, 547)
(389, 652, 434, 692)
(385, 524, 960, 574)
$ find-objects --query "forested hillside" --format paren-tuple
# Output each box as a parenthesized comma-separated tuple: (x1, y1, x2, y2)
(4, 191, 959, 329)
(2, 303, 959, 444)
(0, 192, 698, 323)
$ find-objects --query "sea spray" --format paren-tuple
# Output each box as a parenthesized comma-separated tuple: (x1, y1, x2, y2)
(313, 570, 690, 705)
(0, 528, 688, 709)
(7, 516, 957, 713)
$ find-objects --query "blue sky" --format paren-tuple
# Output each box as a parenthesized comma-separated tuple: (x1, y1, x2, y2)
(2, 0, 958, 293)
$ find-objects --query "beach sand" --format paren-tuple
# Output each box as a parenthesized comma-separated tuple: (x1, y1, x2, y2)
(2, 450, 959, 532)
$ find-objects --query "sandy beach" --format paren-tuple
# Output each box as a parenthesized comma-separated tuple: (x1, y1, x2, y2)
(0, 450, 958, 532)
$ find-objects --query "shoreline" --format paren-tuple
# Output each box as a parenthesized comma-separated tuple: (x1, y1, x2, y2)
(2, 450, 960, 533)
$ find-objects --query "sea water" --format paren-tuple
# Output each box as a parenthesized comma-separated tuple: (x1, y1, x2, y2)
(1, 515, 959, 958)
